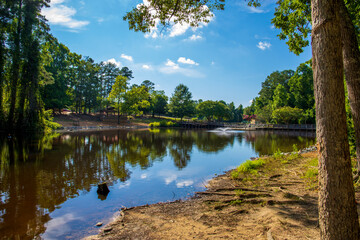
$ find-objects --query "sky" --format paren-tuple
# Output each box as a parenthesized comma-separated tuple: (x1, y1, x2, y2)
(42, 0, 312, 107)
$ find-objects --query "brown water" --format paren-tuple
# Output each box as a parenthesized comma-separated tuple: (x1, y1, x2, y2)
(0, 129, 315, 239)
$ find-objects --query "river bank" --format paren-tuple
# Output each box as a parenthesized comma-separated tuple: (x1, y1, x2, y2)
(84, 147, 358, 240)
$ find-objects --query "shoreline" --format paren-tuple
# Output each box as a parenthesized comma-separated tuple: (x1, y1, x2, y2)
(83, 146, 334, 240)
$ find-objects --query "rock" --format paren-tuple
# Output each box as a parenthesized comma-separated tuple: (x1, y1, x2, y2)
(103, 227, 113, 233)
(97, 182, 110, 197)
(96, 222, 103, 227)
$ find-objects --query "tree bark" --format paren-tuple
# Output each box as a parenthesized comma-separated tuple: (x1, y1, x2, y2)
(311, 0, 360, 239)
(8, 0, 22, 130)
(339, 0, 360, 172)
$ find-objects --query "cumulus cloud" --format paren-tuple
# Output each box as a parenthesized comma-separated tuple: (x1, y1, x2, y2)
(104, 58, 122, 68)
(176, 180, 194, 188)
(142, 64, 152, 70)
(188, 34, 203, 41)
(165, 59, 179, 69)
(160, 59, 204, 78)
(257, 41, 271, 50)
(169, 23, 190, 37)
(121, 54, 133, 62)
(177, 57, 199, 66)
(42, 1, 89, 29)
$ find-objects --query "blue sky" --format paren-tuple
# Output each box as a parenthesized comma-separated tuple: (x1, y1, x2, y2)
(42, 0, 312, 107)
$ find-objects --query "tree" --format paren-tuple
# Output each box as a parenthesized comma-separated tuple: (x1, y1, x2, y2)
(108, 75, 128, 123)
(272, 84, 288, 109)
(288, 63, 314, 110)
(41, 39, 71, 113)
(311, 0, 359, 238)
(122, 85, 150, 116)
(196, 100, 217, 121)
(151, 90, 168, 117)
(99, 61, 121, 114)
(168, 84, 195, 121)
(271, 106, 303, 124)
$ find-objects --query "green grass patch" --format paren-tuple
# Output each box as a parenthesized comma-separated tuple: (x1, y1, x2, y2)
(149, 120, 178, 128)
(231, 158, 265, 179)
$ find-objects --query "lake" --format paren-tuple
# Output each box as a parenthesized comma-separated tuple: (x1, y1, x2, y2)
(0, 129, 315, 239)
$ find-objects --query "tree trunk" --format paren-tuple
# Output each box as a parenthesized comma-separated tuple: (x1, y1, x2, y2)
(339, 0, 360, 172)
(311, 0, 360, 239)
(8, 0, 22, 130)
(26, 40, 41, 130)
(0, 30, 5, 126)
(117, 100, 120, 124)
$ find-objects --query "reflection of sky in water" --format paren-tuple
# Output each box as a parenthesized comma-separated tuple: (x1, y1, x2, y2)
(43, 136, 255, 239)
(0, 129, 315, 239)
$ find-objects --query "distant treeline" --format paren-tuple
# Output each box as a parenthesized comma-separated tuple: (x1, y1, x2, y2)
(243, 62, 315, 124)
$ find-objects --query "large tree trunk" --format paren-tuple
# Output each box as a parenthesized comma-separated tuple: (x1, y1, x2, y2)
(8, 0, 22, 130)
(311, 0, 360, 239)
(0, 30, 5, 126)
(339, 0, 360, 172)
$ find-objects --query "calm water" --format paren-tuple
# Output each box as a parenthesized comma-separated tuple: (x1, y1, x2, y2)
(0, 129, 315, 239)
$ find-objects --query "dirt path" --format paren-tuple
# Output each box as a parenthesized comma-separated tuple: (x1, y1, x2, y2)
(84, 151, 357, 240)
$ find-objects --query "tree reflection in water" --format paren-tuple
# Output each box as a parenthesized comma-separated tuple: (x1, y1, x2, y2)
(0, 129, 315, 239)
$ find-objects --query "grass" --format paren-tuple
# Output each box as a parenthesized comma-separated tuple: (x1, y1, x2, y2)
(149, 120, 178, 128)
(231, 158, 265, 179)
(302, 157, 319, 190)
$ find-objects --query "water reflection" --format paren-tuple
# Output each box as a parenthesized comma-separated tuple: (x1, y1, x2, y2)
(0, 129, 315, 239)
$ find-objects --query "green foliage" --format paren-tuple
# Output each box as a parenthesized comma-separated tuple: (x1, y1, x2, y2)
(272, 84, 288, 109)
(168, 84, 195, 120)
(151, 90, 168, 117)
(123, 85, 150, 115)
(196, 100, 231, 121)
(123, 0, 225, 33)
(272, 106, 303, 124)
(273, 149, 284, 160)
(43, 110, 61, 133)
(231, 158, 265, 179)
(149, 120, 177, 128)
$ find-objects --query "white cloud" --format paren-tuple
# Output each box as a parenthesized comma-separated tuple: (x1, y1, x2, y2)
(142, 64, 152, 70)
(118, 181, 131, 189)
(257, 41, 271, 50)
(140, 173, 148, 179)
(165, 59, 179, 68)
(121, 54, 133, 62)
(42, 1, 89, 29)
(211, 61, 215, 66)
(42, 213, 83, 239)
(169, 23, 190, 37)
(177, 57, 199, 66)
(160, 59, 204, 78)
(104, 58, 122, 68)
(176, 180, 194, 188)
(50, 0, 65, 4)
(188, 34, 203, 41)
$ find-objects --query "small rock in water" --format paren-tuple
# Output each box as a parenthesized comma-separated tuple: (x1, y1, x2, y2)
(103, 227, 113, 233)
(96, 222, 103, 227)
